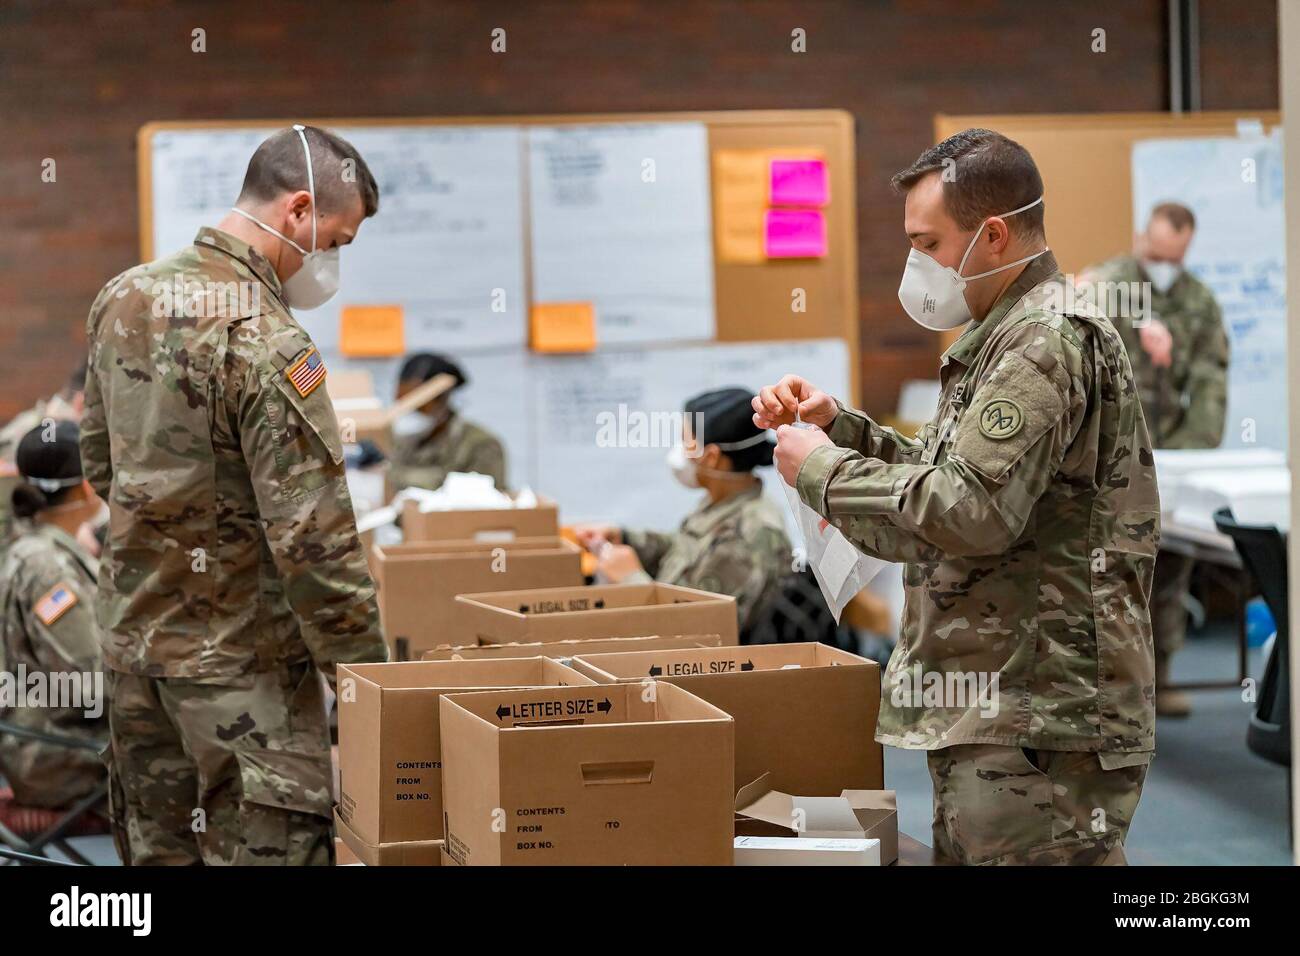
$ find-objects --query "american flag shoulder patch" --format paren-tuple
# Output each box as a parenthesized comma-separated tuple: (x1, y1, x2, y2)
(286, 346, 327, 398)
(34, 582, 78, 626)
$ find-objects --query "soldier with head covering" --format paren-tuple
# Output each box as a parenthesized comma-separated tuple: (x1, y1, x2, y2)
(0, 421, 107, 809)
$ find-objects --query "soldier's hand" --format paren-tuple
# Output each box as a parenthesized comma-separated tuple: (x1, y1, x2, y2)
(1139, 319, 1173, 369)
(572, 522, 622, 550)
(752, 375, 838, 430)
(774, 423, 833, 486)
(596, 544, 643, 583)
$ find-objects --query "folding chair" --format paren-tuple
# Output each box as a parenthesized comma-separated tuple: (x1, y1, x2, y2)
(0, 719, 109, 865)
(1212, 507, 1291, 848)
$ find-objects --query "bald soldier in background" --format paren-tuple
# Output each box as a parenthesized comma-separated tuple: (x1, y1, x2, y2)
(757, 130, 1158, 865)
(81, 125, 387, 865)
(1082, 203, 1228, 717)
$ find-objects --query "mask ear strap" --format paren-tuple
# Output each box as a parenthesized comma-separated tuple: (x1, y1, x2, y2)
(956, 196, 1046, 281)
(229, 207, 309, 256)
(293, 124, 317, 254)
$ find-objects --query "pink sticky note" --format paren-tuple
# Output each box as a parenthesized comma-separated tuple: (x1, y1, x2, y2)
(769, 158, 829, 206)
(764, 209, 827, 258)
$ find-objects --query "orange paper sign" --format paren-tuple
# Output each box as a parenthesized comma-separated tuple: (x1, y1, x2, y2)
(530, 302, 597, 353)
(339, 305, 405, 357)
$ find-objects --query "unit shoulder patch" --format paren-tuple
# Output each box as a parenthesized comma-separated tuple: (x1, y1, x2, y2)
(286, 346, 327, 397)
(977, 398, 1024, 440)
(33, 582, 78, 626)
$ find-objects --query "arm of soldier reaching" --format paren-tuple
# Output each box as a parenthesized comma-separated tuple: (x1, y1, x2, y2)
(1162, 301, 1229, 449)
(227, 343, 388, 686)
(572, 522, 671, 582)
(765, 325, 1081, 563)
(753, 375, 925, 466)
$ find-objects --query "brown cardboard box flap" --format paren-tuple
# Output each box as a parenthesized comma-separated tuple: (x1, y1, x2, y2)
(735, 773, 898, 863)
(420, 633, 723, 661)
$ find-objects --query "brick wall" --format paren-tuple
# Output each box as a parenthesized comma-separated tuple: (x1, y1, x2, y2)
(0, 0, 1279, 418)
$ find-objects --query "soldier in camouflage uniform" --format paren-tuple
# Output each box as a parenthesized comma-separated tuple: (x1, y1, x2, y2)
(1081, 203, 1228, 717)
(389, 352, 507, 491)
(577, 388, 791, 638)
(758, 130, 1158, 865)
(81, 126, 387, 865)
(0, 422, 107, 808)
(0, 363, 86, 543)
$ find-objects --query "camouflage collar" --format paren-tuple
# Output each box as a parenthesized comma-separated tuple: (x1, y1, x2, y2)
(682, 482, 764, 535)
(941, 250, 1060, 370)
(35, 521, 99, 579)
(193, 227, 286, 302)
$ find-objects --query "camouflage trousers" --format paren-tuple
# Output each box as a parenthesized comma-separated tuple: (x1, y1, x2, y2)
(1152, 549, 1195, 657)
(927, 744, 1150, 865)
(104, 662, 334, 866)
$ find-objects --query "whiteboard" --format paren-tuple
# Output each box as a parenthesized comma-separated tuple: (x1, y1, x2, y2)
(528, 123, 715, 344)
(356, 338, 848, 533)
(149, 125, 529, 352)
(1131, 131, 1287, 450)
(529, 338, 849, 531)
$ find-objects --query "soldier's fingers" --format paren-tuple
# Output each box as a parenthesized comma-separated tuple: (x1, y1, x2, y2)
(773, 378, 804, 411)
(757, 385, 784, 415)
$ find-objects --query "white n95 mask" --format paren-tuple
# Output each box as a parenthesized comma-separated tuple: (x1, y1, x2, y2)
(230, 124, 340, 311)
(666, 444, 701, 488)
(1142, 260, 1181, 295)
(897, 196, 1048, 331)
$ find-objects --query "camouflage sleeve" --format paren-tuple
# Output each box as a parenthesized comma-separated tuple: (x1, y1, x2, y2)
(624, 529, 675, 577)
(466, 434, 508, 490)
(80, 301, 113, 501)
(20, 562, 102, 676)
(1164, 299, 1229, 449)
(227, 343, 387, 683)
(827, 401, 925, 465)
(797, 322, 1078, 563)
(677, 527, 787, 632)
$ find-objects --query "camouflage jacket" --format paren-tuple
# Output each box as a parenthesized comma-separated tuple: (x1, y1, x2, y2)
(797, 254, 1158, 756)
(1081, 255, 1228, 448)
(81, 227, 386, 680)
(626, 483, 791, 635)
(0, 521, 106, 807)
(389, 414, 507, 492)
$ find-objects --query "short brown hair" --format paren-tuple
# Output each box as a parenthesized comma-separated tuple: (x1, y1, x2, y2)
(892, 128, 1045, 239)
(1149, 201, 1196, 232)
(238, 125, 379, 218)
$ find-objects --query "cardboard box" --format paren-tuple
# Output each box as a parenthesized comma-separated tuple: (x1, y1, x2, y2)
(734, 773, 898, 865)
(334, 836, 362, 866)
(734, 835, 881, 866)
(337, 657, 593, 845)
(419, 632, 725, 662)
(455, 582, 739, 648)
(374, 537, 583, 659)
(329, 370, 456, 456)
(334, 809, 443, 866)
(440, 681, 734, 865)
(571, 642, 882, 794)
(401, 495, 560, 543)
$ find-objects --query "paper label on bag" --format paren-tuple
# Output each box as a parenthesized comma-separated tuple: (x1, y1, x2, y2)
(818, 531, 860, 597)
